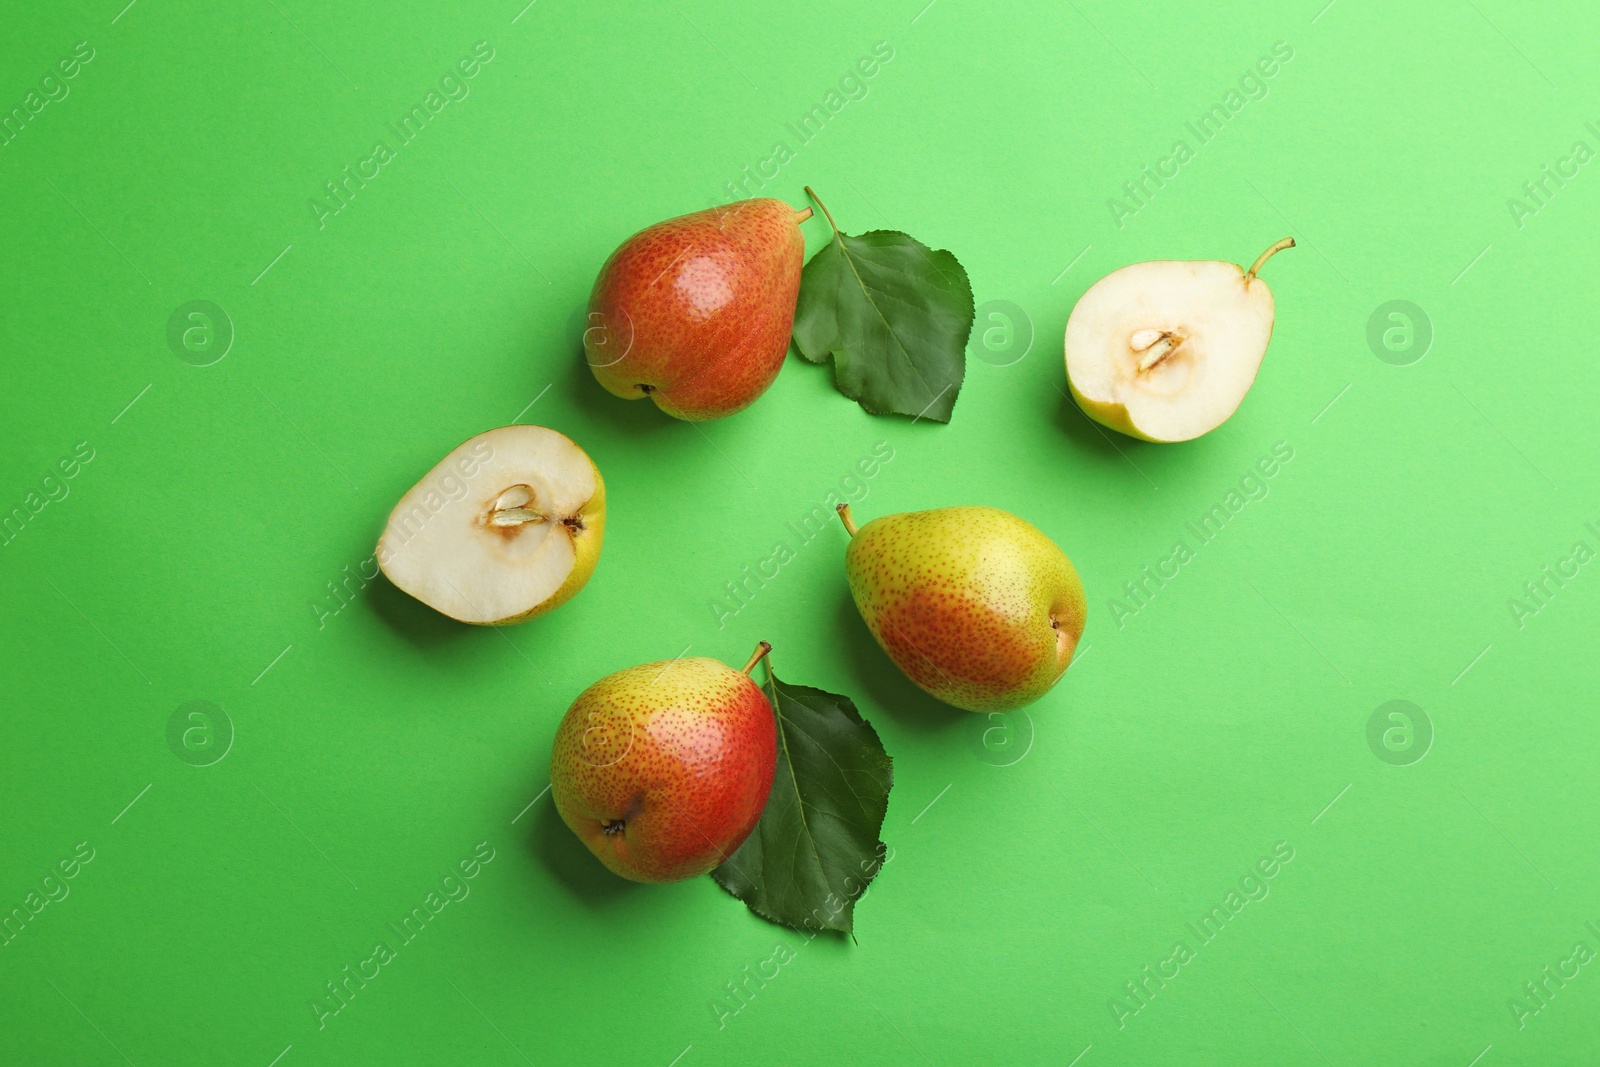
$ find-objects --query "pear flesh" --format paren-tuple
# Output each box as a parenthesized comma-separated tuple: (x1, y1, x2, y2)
(377, 425, 605, 624)
(841, 505, 1086, 713)
(1066, 238, 1293, 442)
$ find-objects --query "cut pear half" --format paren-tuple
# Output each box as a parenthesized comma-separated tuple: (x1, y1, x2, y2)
(377, 425, 606, 624)
(1066, 238, 1293, 442)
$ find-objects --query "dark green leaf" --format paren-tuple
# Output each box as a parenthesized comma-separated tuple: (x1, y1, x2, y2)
(793, 227, 974, 423)
(712, 672, 893, 935)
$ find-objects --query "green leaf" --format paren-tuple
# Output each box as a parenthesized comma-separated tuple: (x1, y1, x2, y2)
(792, 196, 974, 423)
(712, 671, 893, 935)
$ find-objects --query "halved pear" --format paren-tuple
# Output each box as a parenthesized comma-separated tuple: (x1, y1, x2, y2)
(1065, 238, 1294, 442)
(376, 425, 605, 624)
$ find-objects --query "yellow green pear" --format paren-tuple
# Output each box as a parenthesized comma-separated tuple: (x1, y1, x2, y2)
(838, 504, 1085, 712)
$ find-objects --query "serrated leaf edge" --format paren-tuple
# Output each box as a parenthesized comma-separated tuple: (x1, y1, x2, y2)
(711, 673, 893, 936)
(795, 227, 974, 422)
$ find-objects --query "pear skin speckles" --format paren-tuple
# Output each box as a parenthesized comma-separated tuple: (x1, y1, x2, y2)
(584, 199, 808, 421)
(549, 657, 777, 883)
(844, 506, 1085, 712)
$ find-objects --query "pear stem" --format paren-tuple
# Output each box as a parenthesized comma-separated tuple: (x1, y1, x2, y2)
(795, 206, 814, 224)
(741, 641, 772, 676)
(836, 502, 858, 537)
(1245, 237, 1296, 280)
(804, 186, 841, 236)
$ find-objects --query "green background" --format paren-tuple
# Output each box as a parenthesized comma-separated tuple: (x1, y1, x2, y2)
(3, 0, 1596, 1063)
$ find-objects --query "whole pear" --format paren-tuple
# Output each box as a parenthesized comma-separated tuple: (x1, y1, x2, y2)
(839, 505, 1085, 713)
(550, 644, 777, 883)
(583, 199, 812, 421)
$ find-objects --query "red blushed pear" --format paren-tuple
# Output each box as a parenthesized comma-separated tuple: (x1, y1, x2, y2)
(838, 504, 1086, 713)
(550, 643, 778, 884)
(583, 199, 812, 421)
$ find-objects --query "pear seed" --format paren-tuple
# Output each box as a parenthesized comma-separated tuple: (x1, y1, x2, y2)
(490, 506, 546, 526)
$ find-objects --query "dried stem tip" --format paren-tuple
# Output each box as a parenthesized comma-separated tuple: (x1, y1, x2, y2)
(1246, 237, 1296, 280)
(741, 641, 772, 676)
